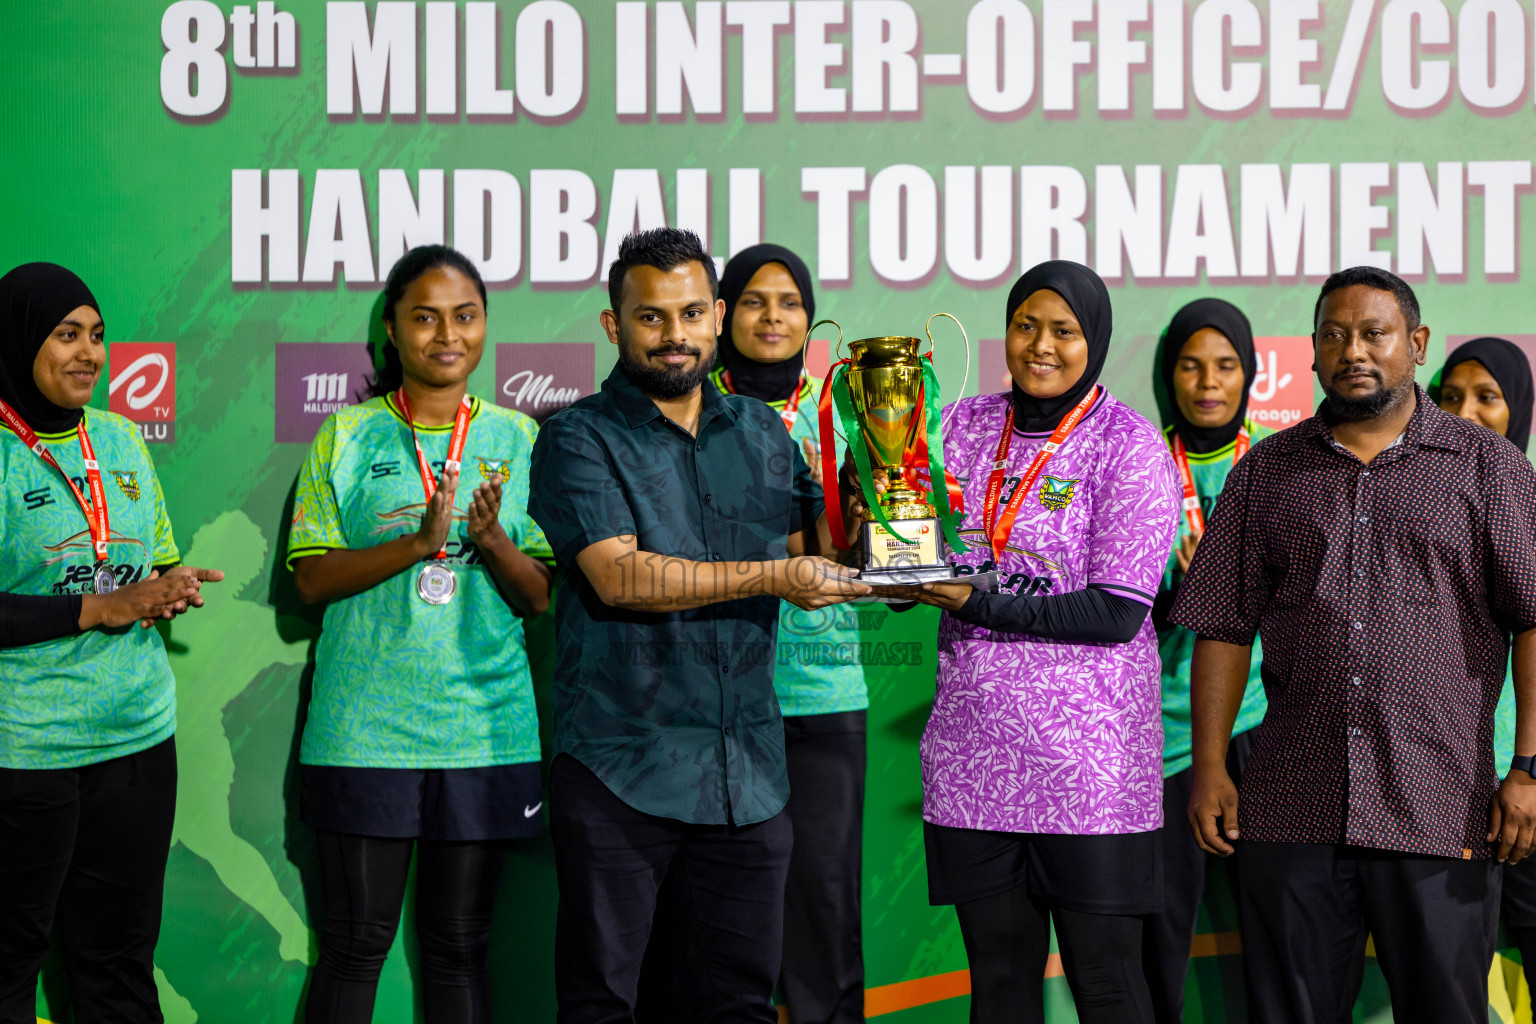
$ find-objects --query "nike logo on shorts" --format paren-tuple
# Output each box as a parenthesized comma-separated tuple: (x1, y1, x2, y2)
(524, 802, 543, 818)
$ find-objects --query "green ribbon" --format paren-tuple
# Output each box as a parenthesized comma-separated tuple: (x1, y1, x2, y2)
(920, 359, 969, 554)
(831, 368, 915, 545)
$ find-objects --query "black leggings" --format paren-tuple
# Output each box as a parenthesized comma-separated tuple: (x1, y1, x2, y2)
(956, 882, 1152, 1024)
(305, 832, 508, 1024)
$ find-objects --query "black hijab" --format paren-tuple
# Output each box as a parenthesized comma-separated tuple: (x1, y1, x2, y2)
(1006, 261, 1113, 433)
(0, 263, 100, 433)
(1158, 298, 1257, 454)
(716, 244, 816, 402)
(1440, 337, 1534, 453)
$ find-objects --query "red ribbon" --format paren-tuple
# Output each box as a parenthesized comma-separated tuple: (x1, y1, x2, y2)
(817, 360, 854, 549)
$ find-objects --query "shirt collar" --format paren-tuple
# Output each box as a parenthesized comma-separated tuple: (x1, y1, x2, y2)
(603, 363, 738, 430)
(1297, 385, 1462, 455)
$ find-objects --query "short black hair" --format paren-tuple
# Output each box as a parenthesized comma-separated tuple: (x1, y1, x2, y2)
(607, 228, 717, 314)
(366, 244, 488, 398)
(1313, 266, 1421, 334)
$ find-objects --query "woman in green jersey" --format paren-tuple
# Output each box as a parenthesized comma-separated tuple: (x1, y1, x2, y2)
(1144, 298, 1270, 1022)
(0, 262, 222, 1023)
(1434, 337, 1536, 1006)
(287, 245, 553, 1024)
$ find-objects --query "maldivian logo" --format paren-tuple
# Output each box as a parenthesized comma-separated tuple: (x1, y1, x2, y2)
(495, 343, 594, 423)
(1039, 476, 1078, 511)
(108, 343, 176, 444)
(275, 343, 374, 443)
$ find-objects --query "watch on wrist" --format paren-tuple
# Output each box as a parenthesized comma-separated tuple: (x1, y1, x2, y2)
(1512, 754, 1536, 778)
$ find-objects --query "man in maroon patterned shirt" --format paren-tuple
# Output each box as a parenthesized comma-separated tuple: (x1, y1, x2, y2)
(1170, 266, 1536, 1024)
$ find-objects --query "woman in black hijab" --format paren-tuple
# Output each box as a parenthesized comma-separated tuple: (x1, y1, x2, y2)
(1145, 298, 1268, 1023)
(875, 261, 1180, 1024)
(0, 263, 220, 1022)
(1434, 337, 1536, 1008)
(707, 244, 870, 1024)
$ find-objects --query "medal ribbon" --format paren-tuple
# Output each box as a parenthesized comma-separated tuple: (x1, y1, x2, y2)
(817, 362, 853, 549)
(0, 396, 109, 561)
(1171, 426, 1250, 534)
(982, 385, 1101, 561)
(395, 389, 473, 560)
(721, 369, 806, 433)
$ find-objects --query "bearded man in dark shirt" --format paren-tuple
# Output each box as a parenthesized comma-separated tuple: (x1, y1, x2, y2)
(1171, 266, 1536, 1024)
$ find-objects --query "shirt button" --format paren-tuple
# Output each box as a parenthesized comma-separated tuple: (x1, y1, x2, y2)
(704, 494, 713, 503)
(1352, 621, 1363, 629)
(1361, 470, 1370, 477)
(1350, 727, 1362, 736)
(696, 443, 703, 451)
(724, 726, 732, 736)
(1358, 516, 1368, 524)
(713, 553, 724, 561)
(1351, 676, 1361, 686)
(1354, 568, 1365, 577)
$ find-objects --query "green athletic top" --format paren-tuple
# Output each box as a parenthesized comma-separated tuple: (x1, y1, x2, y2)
(287, 394, 551, 769)
(1158, 421, 1271, 777)
(0, 410, 179, 769)
(709, 367, 870, 717)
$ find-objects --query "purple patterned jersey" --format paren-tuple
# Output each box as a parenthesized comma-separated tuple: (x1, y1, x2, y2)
(922, 389, 1181, 835)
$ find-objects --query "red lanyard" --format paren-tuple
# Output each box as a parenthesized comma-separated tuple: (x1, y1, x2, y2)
(1170, 427, 1249, 534)
(0, 396, 110, 561)
(981, 386, 1100, 560)
(395, 389, 473, 560)
(721, 369, 805, 432)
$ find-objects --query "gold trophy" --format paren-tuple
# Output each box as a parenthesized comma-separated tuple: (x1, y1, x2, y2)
(815, 315, 994, 589)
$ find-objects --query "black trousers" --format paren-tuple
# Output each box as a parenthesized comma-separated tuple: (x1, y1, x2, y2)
(781, 710, 866, 1024)
(1142, 731, 1253, 1023)
(1502, 855, 1536, 999)
(0, 737, 177, 1024)
(550, 754, 793, 1024)
(1238, 841, 1500, 1024)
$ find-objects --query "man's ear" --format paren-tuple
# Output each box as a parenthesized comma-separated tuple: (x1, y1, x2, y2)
(1412, 323, 1431, 366)
(714, 298, 726, 337)
(600, 309, 621, 346)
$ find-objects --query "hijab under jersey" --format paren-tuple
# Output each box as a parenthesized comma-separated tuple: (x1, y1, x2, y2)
(715, 244, 817, 402)
(1158, 298, 1257, 454)
(0, 263, 101, 434)
(1005, 261, 1113, 434)
(1440, 336, 1534, 453)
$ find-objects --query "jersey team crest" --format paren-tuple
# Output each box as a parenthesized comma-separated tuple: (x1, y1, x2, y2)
(476, 456, 510, 482)
(111, 470, 140, 501)
(1039, 476, 1078, 511)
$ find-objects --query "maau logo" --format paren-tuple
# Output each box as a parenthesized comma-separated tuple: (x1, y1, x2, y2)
(276, 343, 374, 443)
(495, 343, 594, 423)
(108, 343, 176, 443)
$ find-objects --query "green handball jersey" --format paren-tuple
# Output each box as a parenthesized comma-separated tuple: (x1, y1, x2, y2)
(287, 394, 551, 769)
(0, 410, 179, 769)
(710, 368, 869, 717)
(1158, 421, 1271, 777)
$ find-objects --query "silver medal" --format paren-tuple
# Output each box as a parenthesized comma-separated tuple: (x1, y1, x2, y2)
(416, 563, 457, 605)
(93, 565, 117, 595)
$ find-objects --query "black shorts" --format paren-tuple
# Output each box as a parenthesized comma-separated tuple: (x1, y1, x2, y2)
(924, 821, 1164, 915)
(301, 762, 544, 842)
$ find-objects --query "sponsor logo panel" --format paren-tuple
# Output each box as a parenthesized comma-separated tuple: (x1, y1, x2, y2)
(275, 343, 373, 443)
(108, 342, 177, 443)
(495, 343, 594, 422)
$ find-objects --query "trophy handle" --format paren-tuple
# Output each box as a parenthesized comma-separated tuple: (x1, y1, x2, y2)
(807, 318, 845, 362)
(924, 313, 972, 436)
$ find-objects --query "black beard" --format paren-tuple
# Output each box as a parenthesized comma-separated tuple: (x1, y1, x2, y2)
(618, 341, 710, 399)
(1323, 378, 1409, 422)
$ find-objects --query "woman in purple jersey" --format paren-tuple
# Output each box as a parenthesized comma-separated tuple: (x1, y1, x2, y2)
(875, 261, 1180, 1023)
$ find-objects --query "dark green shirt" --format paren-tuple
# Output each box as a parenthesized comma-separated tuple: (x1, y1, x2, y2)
(529, 366, 823, 825)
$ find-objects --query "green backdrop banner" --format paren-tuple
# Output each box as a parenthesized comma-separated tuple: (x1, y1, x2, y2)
(5, 1, 1536, 1020)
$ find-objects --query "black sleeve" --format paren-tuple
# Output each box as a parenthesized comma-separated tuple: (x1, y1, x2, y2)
(947, 584, 1150, 644)
(0, 592, 83, 649)
(1151, 581, 1178, 632)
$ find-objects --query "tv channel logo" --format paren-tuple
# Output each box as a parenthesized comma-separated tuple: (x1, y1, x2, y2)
(108, 343, 176, 443)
